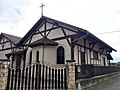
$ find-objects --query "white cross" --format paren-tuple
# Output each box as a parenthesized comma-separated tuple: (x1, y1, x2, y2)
(40, 3, 45, 16)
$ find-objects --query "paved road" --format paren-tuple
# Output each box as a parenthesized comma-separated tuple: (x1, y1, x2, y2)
(83, 74, 120, 90)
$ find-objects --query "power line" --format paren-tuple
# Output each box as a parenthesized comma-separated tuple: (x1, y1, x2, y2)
(96, 30, 120, 35)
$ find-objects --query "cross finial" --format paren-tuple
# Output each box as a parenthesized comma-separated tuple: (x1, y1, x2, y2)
(40, 3, 45, 16)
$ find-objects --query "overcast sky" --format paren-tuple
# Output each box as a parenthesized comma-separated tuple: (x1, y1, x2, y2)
(0, 0, 120, 62)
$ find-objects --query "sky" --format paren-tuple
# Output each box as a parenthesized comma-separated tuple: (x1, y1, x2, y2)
(0, 0, 120, 62)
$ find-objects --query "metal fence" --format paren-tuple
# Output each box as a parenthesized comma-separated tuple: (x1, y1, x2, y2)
(75, 64, 120, 79)
(6, 63, 67, 90)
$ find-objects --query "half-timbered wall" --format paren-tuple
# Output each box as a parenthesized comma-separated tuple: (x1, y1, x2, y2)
(19, 17, 111, 67)
(24, 22, 73, 65)
(75, 38, 108, 66)
(0, 37, 15, 59)
(0, 50, 11, 59)
(25, 40, 71, 65)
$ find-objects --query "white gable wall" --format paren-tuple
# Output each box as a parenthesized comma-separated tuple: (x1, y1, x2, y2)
(47, 28, 64, 39)
(56, 39, 71, 62)
(0, 37, 15, 59)
(23, 21, 110, 66)
(31, 34, 43, 43)
(23, 22, 73, 65)
(0, 50, 11, 59)
(46, 22, 56, 30)
(64, 29, 77, 35)
(4, 42, 11, 49)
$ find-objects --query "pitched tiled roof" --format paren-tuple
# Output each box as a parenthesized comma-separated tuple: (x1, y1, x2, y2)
(1, 33, 21, 45)
(6, 48, 27, 56)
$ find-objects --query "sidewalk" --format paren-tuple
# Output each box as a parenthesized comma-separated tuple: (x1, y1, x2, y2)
(83, 73, 120, 90)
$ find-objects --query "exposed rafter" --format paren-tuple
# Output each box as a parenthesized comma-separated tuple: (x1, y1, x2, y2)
(35, 30, 44, 37)
(22, 20, 46, 45)
(44, 19, 47, 37)
(61, 27, 71, 46)
(52, 34, 75, 41)
(46, 23, 58, 37)
(100, 48, 105, 55)
(90, 42, 97, 51)
(28, 35, 33, 44)
(46, 20, 78, 33)
(17, 16, 116, 53)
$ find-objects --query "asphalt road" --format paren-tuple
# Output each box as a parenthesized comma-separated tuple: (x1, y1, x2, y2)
(83, 74, 120, 90)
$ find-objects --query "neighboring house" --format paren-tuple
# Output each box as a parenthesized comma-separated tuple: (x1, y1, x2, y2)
(0, 33, 21, 59)
(0, 16, 116, 69)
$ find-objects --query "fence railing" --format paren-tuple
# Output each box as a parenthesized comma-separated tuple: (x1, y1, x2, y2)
(6, 63, 67, 90)
(75, 64, 120, 79)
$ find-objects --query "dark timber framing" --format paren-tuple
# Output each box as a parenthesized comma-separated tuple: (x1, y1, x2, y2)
(3, 15, 118, 90)
(61, 27, 71, 46)
(16, 15, 116, 63)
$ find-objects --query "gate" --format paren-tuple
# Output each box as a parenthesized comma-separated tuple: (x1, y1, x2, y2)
(6, 63, 67, 90)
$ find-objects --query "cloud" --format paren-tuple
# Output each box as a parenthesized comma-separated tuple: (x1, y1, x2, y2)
(0, 0, 120, 62)
(0, 0, 32, 33)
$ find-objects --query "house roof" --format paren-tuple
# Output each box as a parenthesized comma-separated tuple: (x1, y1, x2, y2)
(28, 37, 58, 47)
(17, 16, 86, 46)
(107, 54, 113, 60)
(0, 33, 21, 45)
(0, 59, 10, 62)
(17, 16, 116, 52)
(5, 48, 27, 56)
(85, 32, 117, 52)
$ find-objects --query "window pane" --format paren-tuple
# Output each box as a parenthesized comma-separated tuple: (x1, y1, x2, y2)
(57, 46, 65, 64)
(93, 51, 98, 60)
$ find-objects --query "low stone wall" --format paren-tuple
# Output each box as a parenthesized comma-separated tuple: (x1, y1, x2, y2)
(76, 72, 120, 90)
(0, 59, 10, 90)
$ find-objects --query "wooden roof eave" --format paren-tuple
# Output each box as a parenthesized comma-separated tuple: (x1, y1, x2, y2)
(88, 33, 117, 52)
(5, 48, 27, 56)
(1, 33, 21, 45)
(28, 38, 58, 47)
(76, 30, 116, 52)
(17, 17, 45, 46)
(45, 16, 86, 33)
(16, 16, 116, 53)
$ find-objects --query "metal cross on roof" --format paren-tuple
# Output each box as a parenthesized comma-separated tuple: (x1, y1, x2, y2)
(40, 3, 45, 16)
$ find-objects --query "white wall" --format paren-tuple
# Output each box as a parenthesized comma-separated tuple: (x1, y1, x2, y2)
(75, 38, 109, 66)
(0, 50, 11, 59)
(23, 22, 109, 66)
(31, 46, 56, 65)
(0, 37, 15, 59)
(28, 39, 71, 65)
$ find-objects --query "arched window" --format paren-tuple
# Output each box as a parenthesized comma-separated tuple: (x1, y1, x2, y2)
(57, 46, 65, 64)
(36, 51, 39, 62)
(29, 51, 32, 64)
